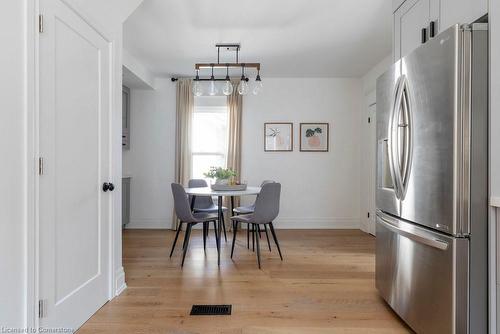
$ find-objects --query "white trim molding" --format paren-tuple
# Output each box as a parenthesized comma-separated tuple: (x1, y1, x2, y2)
(490, 197, 500, 208)
(115, 266, 127, 296)
(274, 217, 360, 229)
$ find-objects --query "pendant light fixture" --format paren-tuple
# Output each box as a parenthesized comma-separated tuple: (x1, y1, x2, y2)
(192, 44, 262, 96)
(208, 65, 218, 96)
(192, 69, 203, 97)
(222, 64, 233, 96)
(253, 69, 263, 95)
(237, 64, 249, 95)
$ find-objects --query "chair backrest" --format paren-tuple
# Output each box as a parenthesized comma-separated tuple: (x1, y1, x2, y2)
(260, 180, 275, 187)
(188, 179, 214, 209)
(171, 183, 195, 222)
(253, 183, 281, 224)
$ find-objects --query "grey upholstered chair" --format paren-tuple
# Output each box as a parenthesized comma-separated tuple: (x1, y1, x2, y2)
(188, 179, 229, 242)
(231, 182, 282, 268)
(170, 183, 219, 267)
(233, 180, 275, 251)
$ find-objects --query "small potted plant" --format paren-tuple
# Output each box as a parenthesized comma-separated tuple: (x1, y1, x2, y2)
(203, 167, 237, 185)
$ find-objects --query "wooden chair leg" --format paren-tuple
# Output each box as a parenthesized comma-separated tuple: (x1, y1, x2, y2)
(169, 221, 182, 258)
(269, 222, 283, 261)
(231, 220, 238, 259)
(264, 224, 271, 252)
(255, 224, 261, 269)
(181, 224, 193, 267)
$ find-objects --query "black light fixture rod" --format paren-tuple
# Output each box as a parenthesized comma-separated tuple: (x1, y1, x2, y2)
(217, 47, 220, 64)
(196, 77, 249, 82)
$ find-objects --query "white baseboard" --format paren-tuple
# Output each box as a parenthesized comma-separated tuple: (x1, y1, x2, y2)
(115, 266, 127, 296)
(126, 219, 172, 229)
(125, 217, 360, 230)
(273, 217, 360, 229)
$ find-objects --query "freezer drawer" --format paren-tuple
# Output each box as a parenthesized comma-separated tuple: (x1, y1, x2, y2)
(376, 211, 468, 334)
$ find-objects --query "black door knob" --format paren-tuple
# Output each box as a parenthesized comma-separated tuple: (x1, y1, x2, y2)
(103, 183, 110, 192)
(108, 183, 115, 191)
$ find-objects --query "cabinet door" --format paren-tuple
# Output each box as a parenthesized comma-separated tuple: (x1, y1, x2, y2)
(393, 0, 430, 61)
(439, 0, 487, 31)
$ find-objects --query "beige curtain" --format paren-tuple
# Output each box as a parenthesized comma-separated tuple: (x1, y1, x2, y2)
(172, 79, 194, 229)
(225, 85, 243, 211)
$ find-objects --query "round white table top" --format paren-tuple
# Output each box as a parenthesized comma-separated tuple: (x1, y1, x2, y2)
(184, 186, 261, 197)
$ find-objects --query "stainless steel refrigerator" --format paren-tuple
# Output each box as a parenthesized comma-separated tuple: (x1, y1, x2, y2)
(375, 23, 488, 334)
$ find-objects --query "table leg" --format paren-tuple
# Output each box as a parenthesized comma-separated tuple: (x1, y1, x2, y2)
(218, 196, 223, 266)
(230, 196, 235, 231)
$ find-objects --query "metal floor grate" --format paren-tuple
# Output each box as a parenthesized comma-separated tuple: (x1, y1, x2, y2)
(190, 304, 232, 316)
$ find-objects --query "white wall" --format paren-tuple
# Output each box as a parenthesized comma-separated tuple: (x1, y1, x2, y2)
(241, 78, 364, 229)
(0, 0, 29, 327)
(123, 78, 176, 228)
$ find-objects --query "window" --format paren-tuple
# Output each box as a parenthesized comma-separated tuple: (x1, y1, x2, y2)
(191, 96, 228, 180)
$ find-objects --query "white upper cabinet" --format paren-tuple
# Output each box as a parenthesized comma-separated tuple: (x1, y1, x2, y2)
(393, 0, 487, 61)
(439, 0, 487, 32)
(394, 0, 431, 61)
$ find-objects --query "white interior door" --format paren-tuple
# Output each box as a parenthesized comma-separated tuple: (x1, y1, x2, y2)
(39, 0, 112, 330)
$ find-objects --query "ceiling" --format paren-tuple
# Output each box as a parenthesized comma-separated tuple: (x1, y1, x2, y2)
(123, 0, 392, 78)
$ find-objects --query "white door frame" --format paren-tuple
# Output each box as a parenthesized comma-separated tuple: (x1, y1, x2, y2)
(25, 0, 124, 329)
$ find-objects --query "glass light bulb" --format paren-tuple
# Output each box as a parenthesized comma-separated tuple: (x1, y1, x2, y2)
(209, 80, 218, 96)
(252, 80, 263, 95)
(192, 81, 203, 96)
(237, 80, 249, 95)
(222, 80, 233, 96)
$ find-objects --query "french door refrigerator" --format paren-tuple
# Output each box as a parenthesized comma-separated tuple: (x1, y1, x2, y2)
(375, 23, 488, 334)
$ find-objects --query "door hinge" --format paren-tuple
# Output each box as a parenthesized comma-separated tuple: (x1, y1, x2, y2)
(368, 117, 371, 123)
(38, 14, 44, 33)
(39, 299, 47, 318)
(38, 157, 44, 175)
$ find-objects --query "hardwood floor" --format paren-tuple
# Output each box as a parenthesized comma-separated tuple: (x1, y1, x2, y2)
(78, 229, 412, 334)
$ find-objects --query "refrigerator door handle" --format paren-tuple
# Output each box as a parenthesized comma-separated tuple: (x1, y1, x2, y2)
(389, 75, 413, 200)
(399, 76, 413, 199)
(377, 212, 449, 250)
(388, 76, 403, 199)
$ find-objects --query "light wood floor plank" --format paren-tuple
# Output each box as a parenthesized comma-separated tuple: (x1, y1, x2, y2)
(78, 229, 412, 333)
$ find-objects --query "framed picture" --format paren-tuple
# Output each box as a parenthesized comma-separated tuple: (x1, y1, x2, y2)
(300, 123, 329, 152)
(264, 122, 293, 152)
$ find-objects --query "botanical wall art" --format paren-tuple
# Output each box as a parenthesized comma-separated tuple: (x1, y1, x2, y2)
(264, 122, 293, 152)
(300, 123, 329, 152)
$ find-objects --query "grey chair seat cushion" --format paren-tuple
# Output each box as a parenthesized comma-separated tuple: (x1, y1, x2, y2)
(193, 205, 228, 213)
(192, 212, 219, 223)
(233, 205, 255, 214)
(230, 214, 254, 223)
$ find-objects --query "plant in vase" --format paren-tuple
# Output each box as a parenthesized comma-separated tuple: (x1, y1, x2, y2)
(203, 167, 237, 185)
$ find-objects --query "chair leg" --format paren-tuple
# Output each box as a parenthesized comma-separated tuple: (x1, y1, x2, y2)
(231, 220, 238, 259)
(252, 224, 255, 252)
(264, 224, 271, 252)
(213, 221, 219, 252)
(247, 224, 250, 249)
(257, 224, 262, 238)
(169, 221, 182, 258)
(212, 220, 218, 241)
(269, 222, 283, 261)
(255, 224, 261, 269)
(203, 222, 207, 251)
(221, 213, 228, 242)
(181, 224, 193, 267)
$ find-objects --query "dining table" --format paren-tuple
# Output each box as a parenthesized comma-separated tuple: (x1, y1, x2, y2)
(183, 186, 261, 266)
